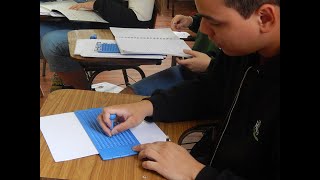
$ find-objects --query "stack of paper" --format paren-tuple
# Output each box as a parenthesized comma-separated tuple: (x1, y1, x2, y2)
(74, 39, 165, 59)
(73, 28, 192, 59)
(110, 27, 192, 57)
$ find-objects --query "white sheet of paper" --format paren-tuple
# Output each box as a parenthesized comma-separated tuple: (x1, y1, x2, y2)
(40, 112, 99, 162)
(130, 121, 167, 144)
(40, 6, 50, 15)
(74, 39, 99, 55)
(91, 82, 124, 93)
(173, 31, 191, 39)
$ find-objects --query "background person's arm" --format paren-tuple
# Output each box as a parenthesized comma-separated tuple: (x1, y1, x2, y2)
(189, 14, 202, 33)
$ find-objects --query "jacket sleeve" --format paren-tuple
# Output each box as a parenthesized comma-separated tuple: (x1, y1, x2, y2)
(145, 54, 225, 122)
(189, 14, 202, 33)
(93, 0, 151, 28)
(196, 167, 247, 180)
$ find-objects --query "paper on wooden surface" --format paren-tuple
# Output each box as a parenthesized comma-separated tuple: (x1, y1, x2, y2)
(40, 112, 99, 162)
(74, 39, 165, 59)
(40, 111, 167, 162)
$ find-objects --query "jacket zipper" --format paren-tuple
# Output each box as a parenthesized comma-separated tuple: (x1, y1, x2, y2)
(209, 66, 256, 166)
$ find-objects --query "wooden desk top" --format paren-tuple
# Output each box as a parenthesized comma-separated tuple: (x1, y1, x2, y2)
(68, 29, 162, 65)
(40, 89, 206, 180)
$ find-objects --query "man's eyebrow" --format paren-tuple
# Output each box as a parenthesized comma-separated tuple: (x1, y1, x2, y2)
(198, 14, 221, 22)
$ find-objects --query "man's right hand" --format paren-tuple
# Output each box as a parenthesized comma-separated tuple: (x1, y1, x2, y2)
(97, 100, 154, 137)
(171, 15, 193, 31)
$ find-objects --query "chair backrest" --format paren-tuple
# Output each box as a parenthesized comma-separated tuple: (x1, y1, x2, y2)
(149, 5, 158, 29)
(178, 122, 218, 152)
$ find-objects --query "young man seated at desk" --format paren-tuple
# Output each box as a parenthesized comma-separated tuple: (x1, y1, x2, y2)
(97, 0, 280, 179)
(41, 0, 161, 91)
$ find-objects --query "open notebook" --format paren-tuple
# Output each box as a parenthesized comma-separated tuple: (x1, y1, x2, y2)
(40, 108, 167, 162)
(110, 27, 192, 57)
(40, 0, 108, 23)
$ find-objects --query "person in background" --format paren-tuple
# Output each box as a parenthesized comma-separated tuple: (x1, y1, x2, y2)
(40, 0, 103, 91)
(40, 0, 91, 40)
(41, 0, 161, 90)
(120, 13, 219, 96)
(40, 0, 89, 58)
(98, 0, 280, 179)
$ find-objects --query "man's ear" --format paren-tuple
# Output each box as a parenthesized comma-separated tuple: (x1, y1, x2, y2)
(257, 4, 278, 33)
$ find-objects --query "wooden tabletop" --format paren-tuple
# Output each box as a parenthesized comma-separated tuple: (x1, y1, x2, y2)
(67, 29, 162, 65)
(40, 89, 206, 180)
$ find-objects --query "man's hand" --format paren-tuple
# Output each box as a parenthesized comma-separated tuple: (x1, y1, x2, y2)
(97, 100, 153, 136)
(133, 141, 205, 180)
(176, 49, 211, 72)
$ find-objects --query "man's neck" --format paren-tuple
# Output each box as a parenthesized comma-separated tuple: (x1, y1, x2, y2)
(259, 26, 280, 58)
(259, 52, 280, 65)
(259, 41, 280, 58)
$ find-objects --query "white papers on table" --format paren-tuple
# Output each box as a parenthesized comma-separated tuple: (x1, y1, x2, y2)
(110, 27, 192, 57)
(74, 39, 165, 59)
(40, 112, 167, 162)
(40, 112, 99, 162)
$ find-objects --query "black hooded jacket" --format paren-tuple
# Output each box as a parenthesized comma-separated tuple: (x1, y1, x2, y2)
(146, 51, 280, 180)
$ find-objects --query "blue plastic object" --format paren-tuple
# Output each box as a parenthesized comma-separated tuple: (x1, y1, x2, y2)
(110, 114, 116, 130)
(75, 108, 140, 160)
(95, 42, 120, 53)
(90, 34, 97, 39)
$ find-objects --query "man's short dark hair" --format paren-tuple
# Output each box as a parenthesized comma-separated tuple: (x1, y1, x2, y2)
(224, 0, 280, 19)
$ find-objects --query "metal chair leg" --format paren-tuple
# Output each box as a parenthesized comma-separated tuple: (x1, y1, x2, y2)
(122, 67, 146, 86)
(122, 69, 130, 86)
(86, 66, 146, 88)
